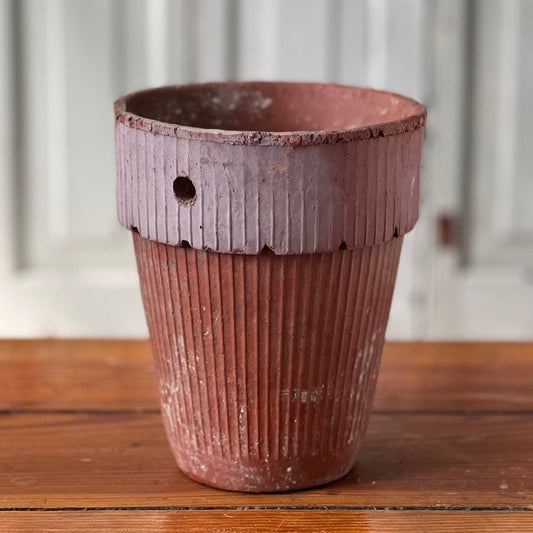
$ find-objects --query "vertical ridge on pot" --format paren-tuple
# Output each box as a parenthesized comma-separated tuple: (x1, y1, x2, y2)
(163, 241, 202, 451)
(232, 253, 249, 459)
(309, 251, 338, 448)
(247, 249, 261, 460)
(299, 252, 321, 454)
(196, 250, 219, 455)
(258, 247, 270, 460)
(366, 138, 377, 244)
(290, 253, 310, 458)
(346, 242, 382, 446)
(159, 243, 192, 448)
(134, 233, 403, 492)
(279, 255, 295, 459)
(321, 250, 351, 451)
(216, 253, 235, 458)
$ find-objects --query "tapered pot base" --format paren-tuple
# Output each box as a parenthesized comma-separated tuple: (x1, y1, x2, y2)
(174, 446, 359, 493)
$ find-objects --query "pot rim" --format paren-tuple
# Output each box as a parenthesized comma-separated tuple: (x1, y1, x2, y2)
(114, 81, 427, 147)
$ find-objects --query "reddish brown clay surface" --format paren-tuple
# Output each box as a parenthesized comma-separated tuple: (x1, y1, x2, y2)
(115, 81, 426, 492)
(133, 233, 403, 492)
(115, 81, 427, 145)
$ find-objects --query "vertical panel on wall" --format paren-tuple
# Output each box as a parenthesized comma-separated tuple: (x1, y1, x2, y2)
(384, 0, 425, 100)
(511, 0, 533, 234)
(237, 0, 282, 80)
(0, 0, 16, 274)
(114, 0, 191, 90)
(489, 0, 520, 243)
(423, 0, 467, 213)
(468, 0, 510, 262)
(337, 0, 367, 85)
(422, 0, 470, 338)
(239, 0, 334, 82)
(166, 0, 192, 84)
(277, 0, 331, 81)
(469, 0, 533, 265)
(116, 0, 150, 92)
(64, 1, 115, 241)
(364, 0, 387, 88)
(18, 0, 51, 267)
(190, 0, 237, 81)
(145, 0, 169, 86)
(331, 0, 426, 97)
(20, 0, 132, 270)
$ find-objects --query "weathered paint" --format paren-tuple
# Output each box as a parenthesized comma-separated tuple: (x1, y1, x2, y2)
(115, 82, 426, 254)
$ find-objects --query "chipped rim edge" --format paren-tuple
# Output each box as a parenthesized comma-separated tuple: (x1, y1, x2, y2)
(114, 81, 427, 147)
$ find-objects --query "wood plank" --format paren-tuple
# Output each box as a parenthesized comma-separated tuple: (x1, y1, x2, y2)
(1, 340, 532, 412)
(374, 342, 533, 412)
(1, 412, 532, 509)
(0, 340, 158, 411)
(2, 510, 533, 533)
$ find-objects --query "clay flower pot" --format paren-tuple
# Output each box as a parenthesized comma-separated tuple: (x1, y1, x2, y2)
(114, 82, 426, 492)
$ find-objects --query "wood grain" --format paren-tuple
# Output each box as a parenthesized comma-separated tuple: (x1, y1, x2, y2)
(1, 340, 532, 412)
(1, 411, 532, 509)
(2, 340, 533, 531)
(0, 340, 158, 411)
(2, 510, 533, 533)
(374, 342, 533, 412)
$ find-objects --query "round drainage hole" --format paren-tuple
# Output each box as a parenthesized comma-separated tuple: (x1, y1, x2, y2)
(173, 176, 196, 204)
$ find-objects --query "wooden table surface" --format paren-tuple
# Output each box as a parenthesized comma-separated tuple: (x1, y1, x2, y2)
(1, 340, 533, 532)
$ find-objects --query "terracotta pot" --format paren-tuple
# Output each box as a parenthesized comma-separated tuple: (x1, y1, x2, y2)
(114, 81, 426, 492)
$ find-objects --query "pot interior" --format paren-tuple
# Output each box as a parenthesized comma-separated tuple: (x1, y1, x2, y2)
(121, 82, 423, 133)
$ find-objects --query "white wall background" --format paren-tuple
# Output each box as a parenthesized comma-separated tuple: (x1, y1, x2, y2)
(0, 0, 532, 339)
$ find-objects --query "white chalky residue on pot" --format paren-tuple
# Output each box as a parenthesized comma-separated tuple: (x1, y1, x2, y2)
(291, 384, 325, 403)
(208, 89, 272, 114)
(347, 330, 379, 445)
(187, 453, 208, 476)
(238, 405, 246, 448)
(163, 401, 176, 434)
(176, 334, 185, 352)
(258, 96, 273, 110)
(162, 381, 180, 398)
(161, 380, 190, 443)
(211, 430, 226, 452)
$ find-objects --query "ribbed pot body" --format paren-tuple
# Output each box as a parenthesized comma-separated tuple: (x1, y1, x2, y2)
(133, 232, 402, 491)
